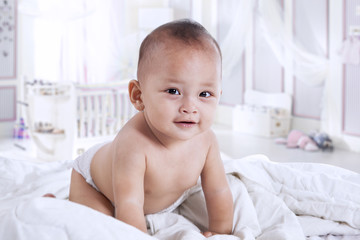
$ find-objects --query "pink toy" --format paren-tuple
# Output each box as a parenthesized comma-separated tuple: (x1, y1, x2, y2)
(275, 130, 319, 151)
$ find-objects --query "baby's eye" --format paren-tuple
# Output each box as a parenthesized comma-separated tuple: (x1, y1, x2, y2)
(199, 91, 211, 98)
(166, 89, 180, 95)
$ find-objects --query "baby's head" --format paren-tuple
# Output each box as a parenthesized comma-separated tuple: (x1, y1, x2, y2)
(137, 19, 222, 82)
(130, 19, 222, 141)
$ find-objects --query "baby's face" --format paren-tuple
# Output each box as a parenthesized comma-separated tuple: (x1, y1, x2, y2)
(140, 43, 221, 141)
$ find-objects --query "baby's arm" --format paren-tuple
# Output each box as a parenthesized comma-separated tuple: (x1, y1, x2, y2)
(201, 134, 233, 235)
(112, 144, 147, 233)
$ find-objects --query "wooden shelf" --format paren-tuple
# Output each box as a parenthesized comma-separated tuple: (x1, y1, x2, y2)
(33, 131, 66, 139)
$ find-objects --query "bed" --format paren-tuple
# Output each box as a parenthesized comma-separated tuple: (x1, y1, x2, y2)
(1, 153, 359, 240)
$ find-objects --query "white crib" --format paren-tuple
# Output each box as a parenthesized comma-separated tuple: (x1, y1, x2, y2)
(74, 81, 137, 155)
(76, 81, 136, 139)
(25, 80, 137, 161)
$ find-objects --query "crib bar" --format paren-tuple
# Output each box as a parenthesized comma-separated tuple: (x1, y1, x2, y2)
(78, 96, 85, 138)
(100, 95, 107, 136)
(87, 95, 93, 137)
(109, 92, 115, 135)
(91, 95, 97, 137)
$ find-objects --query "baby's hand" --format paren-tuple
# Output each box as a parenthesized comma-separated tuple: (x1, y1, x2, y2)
(43, 193, 56, 198)
(202, 231, 215, 238)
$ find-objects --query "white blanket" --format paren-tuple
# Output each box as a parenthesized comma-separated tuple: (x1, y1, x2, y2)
(0, 154, 359, 240)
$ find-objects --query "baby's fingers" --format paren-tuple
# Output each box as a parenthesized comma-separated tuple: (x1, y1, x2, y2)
(202, 231, 213, 238)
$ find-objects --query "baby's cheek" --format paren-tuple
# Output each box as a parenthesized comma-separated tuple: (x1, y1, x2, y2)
(203, 116, 216, 129)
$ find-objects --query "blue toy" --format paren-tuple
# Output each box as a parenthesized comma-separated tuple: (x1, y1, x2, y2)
(309, 132, 334, 151)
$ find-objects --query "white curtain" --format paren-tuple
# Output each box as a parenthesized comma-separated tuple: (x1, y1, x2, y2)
(23, 0, 131, 84)
(28, 0, 329, 86)
(220, 0, 256, 82)
(257, 0, 329, 87)
(59, 0, 131, 83)
(220, 0, 329, 87)
(83, 0, 137, 83)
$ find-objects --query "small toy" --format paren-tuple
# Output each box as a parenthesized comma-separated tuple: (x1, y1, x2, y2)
(309, 132, 334, 151)
(13, 117, 29, 139)
(275, 129, 319, 151)
(17, 118, 25, 139)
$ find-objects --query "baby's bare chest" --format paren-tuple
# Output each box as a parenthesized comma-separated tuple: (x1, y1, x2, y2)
(144, 150, 206, 195)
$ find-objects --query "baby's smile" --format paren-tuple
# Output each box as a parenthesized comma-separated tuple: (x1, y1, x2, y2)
(174, 120, 197, 128)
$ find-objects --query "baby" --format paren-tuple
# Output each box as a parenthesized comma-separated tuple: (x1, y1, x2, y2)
(69, 19, 233, 236)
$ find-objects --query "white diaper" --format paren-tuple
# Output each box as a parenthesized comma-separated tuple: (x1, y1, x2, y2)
(72, 142, 109, 191)
(154, 183, 202, 215)
(145, 182, 202, 234)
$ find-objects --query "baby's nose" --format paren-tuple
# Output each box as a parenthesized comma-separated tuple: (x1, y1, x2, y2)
(180, 100, 198, 114)
(180, 106, 198, 114)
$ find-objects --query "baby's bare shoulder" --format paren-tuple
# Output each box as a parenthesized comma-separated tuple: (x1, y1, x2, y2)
(199, 129, 221, 159)
(111, 115, 152, 160)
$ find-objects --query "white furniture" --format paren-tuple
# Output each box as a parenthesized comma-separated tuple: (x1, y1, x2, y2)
(74, 81, 136, 156)
(25, 80, 136, 161)
(25, 82, 76, 161)
(233, 90, 292, 137)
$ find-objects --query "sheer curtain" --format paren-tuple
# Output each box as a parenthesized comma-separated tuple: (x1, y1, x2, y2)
(257, 0, 328, 87)
(25, 0, 329, 86)
(21, 0, 129, 84)
(220, 0, 256, 83)
(58, 0, 131, 83)
(220, 0, 329, 87)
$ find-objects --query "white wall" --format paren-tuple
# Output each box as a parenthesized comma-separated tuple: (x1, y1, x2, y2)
(324, 0, 360, 152)
(0, 3, 36, 138)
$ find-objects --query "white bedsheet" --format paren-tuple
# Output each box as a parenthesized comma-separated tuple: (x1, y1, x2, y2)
(0, 154, 359, 240)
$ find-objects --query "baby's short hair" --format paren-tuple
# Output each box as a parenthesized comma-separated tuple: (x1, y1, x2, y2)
(137, 19, 222, 80)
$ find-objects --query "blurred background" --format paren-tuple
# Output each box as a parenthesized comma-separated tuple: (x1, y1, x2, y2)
(0, 0, 359, 158)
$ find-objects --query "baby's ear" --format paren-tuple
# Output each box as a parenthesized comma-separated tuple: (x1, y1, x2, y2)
(128, 80, 144, 111)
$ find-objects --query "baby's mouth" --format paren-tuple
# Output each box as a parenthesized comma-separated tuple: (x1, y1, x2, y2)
(175, 120, 197, 127)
